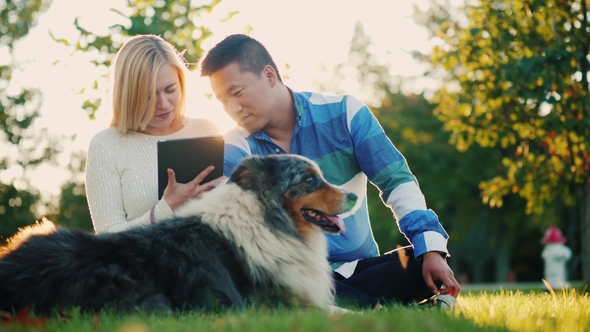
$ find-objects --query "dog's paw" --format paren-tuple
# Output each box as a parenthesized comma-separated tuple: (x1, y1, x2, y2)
(326, 305, 358, 315)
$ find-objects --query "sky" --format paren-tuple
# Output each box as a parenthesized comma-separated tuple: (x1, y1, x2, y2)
(6, 0, 433, 202)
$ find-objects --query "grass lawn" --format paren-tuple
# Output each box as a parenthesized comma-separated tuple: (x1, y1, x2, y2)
(1, 287, 589, 332)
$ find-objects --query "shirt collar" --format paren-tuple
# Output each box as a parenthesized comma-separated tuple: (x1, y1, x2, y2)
(288, 87, 304, 131)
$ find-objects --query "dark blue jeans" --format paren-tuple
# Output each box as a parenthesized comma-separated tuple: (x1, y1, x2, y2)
(333, 246, 439, 308)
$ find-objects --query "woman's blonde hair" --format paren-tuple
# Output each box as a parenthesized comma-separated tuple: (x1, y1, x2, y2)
(109, 34, 187, 134)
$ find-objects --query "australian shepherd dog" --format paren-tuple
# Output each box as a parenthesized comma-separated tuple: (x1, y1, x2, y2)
(0, 154, 357, 315)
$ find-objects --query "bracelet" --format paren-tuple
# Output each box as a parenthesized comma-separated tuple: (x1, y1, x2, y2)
(150, 207, 156, 225)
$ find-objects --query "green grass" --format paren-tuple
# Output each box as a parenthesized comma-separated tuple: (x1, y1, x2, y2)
(1, 290, 589, 332)
(455, 288, 590, 332)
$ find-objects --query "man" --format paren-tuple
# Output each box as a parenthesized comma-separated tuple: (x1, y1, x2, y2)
(198, 34, 460, 307)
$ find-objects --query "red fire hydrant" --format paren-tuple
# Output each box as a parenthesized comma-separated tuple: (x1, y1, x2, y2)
(541, 226, 572, 289)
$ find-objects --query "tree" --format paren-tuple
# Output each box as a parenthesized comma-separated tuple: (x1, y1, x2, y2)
(48, 0, 235, 232)
(320, 21, 557, 282)
(0, 0, 60, 240)
(52, 0, 227, 119)
(46, 151, 93, 231)
(416, 0, 590, 282)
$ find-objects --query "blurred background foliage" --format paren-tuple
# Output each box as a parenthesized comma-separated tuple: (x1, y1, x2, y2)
(0, 0, 588, 285)
(0, 0, 62, 235)
(415, 0, 589, 283)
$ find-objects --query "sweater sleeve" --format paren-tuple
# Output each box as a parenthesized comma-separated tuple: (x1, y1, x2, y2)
(347, 95, 449, 258)
(85, 135, 174, 233)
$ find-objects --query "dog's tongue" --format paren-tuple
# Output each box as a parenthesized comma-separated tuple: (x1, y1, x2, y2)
(326, 215, 346, 234)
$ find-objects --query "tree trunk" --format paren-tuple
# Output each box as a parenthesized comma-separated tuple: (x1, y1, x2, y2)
(577, 183, 590, 283)
(578, 0, 590, 285)
(495, 247, 510, 283)
(565, 203, 581, 280)
(472, 263, 485, 284)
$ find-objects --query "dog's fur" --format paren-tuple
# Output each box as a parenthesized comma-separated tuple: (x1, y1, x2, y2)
(0, 154, 357, 315)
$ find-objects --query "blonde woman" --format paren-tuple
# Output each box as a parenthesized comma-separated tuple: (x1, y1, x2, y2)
(86, 34, 224, 233)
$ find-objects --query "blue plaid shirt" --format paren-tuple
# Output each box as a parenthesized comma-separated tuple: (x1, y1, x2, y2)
(223, 89, 449, 264)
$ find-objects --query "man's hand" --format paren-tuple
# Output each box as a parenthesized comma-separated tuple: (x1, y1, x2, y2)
(422, 251, 461, 298)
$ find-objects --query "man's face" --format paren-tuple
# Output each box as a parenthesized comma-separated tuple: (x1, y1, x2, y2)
(209, 62, 275, 133)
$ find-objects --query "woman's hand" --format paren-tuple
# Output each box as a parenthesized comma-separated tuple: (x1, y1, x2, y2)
(162, 166, 226, 211)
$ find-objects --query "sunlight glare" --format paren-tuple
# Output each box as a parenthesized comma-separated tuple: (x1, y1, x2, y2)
(8, 0, 433, 203)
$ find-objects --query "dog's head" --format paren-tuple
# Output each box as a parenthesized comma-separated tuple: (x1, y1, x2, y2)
(228, 154, 357, 239)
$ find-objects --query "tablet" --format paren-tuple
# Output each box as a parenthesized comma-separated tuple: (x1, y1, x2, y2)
(157, 136, 225, 199)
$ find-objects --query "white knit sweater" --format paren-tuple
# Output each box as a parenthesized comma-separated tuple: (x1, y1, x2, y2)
(85, 118, 221, 233)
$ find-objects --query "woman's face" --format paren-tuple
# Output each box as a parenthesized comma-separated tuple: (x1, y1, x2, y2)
(143, 63, 182, 135)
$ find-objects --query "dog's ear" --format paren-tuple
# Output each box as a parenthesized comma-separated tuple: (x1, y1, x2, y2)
(228, 156, 267, 186)
(229, 166, 264, 186)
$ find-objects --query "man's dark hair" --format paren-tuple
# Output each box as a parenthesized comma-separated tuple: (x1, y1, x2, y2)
(198, 34, 282, 82)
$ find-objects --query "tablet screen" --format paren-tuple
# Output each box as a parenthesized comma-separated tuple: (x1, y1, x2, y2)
(157, 136, 224, 199)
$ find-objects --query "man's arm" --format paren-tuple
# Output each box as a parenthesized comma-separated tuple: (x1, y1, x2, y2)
(345, 96, 448, 254)
(346, 96, 460, 296)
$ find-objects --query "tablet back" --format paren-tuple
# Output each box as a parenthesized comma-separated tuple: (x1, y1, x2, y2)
(157, 136, 224, 199)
